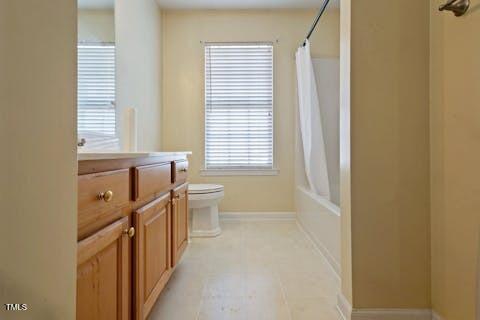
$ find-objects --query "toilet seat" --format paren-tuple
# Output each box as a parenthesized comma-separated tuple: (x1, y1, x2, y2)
(188, 184, 224, 203)
(188, 184, 224, 195)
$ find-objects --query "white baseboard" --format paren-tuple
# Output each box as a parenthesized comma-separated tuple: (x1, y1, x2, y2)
(189, 227, 222, 238)
(219, 211, 296, 220)
(336, 294, 434, 320)
(352, 309, 432, 320)
(432, 311, 444, 320)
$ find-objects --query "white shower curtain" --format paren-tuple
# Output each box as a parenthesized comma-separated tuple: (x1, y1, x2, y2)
(295, 40, 330, 199)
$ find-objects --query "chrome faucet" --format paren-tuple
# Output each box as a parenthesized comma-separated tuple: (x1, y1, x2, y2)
(77, 138, 86, 147)
(439, 0, 470, 16)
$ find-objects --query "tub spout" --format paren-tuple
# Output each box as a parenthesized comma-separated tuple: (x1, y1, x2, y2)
(439, 0, 470, 16)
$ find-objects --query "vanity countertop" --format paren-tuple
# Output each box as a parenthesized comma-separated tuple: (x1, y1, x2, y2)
(77, 151, 192, 161)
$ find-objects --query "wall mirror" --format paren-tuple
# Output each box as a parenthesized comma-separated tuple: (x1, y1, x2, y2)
(77, 0, 118, 150)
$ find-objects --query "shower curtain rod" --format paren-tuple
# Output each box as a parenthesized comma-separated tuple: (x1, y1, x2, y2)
(302, 0, 331, 47)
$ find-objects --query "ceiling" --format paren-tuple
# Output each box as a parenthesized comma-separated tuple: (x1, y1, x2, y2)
(78, 0, 114, 9)
(155, 0, 339, 9)
(77, 0, 340, 10)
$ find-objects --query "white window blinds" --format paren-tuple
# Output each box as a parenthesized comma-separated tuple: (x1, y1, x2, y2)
(205, 43, 274, 170)
(77, 44, 116, 137)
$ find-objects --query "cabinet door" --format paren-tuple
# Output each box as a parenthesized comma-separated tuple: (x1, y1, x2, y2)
(134, 193, 172, 320)
(172, 183, 189, 267)
(77, 216, 130, 320)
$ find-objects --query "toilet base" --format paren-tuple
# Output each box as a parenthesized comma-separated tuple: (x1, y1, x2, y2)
(189, 226, 222, 238)
(189, 205, 222, 238)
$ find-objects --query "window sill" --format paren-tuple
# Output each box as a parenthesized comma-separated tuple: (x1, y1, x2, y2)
(200, 168, 280, 177)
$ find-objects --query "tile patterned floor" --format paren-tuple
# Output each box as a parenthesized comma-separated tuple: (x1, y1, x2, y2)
(148, 219, 341, 320)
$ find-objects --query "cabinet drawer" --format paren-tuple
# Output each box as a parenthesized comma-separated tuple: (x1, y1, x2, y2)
(134, 163, 172, 201)
(78, 169, 130, 239)
(173, 160, 189, 184)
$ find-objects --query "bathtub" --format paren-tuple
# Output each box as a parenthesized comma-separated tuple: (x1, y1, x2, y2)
(294, 57, 341, 275)
(295, 185, 341, 276)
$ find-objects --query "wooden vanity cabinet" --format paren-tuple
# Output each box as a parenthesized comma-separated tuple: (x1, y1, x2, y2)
(134, 193, 172, 320)
(77, 216, 131, 320)
(77, 156, 189, 320)
(172, 183, 189, 267)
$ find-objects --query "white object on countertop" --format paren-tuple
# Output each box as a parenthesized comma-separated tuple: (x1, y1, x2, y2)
(125, 107, 138, 152)
(188, 184, 224, 238)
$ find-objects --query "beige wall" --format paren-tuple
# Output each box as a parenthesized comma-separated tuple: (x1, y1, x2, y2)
(430, 0, 480, 318)
(162, 9, 339, 212)
(349, 0, 431, 308)
(78, 9, 115, 43)
(116, 0, 163, 151)
(0, 1, 77, 319)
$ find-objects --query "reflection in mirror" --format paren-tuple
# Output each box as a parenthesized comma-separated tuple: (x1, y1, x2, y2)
(77, 0, 118, 150)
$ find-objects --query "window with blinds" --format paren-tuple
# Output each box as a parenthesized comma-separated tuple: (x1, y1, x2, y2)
(205, 43, 274, 170)
(77, 44, 116, 137)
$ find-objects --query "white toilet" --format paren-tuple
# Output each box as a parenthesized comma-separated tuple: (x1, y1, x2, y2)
(188, 184, 224, 238)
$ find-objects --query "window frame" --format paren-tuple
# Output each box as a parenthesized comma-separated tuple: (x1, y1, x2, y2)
(202, 41, 278, 176)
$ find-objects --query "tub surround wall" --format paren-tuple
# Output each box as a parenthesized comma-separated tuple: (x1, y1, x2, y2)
(314, 58, 340, 206)
(295, 58, 340, 205)
(162, 9, 340, 212)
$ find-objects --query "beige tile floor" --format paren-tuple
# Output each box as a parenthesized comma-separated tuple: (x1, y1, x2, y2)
(148, 219, 341, 320)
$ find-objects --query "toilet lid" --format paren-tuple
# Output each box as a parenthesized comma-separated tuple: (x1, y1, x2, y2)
(188, 184, 224, 194)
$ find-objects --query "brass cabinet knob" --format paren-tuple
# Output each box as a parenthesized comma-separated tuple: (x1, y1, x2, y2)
(178, 168, 188, 172)
(124, 227, 135, 238)
(175, 194, 181, 199)
(98, 190, 114, 202)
